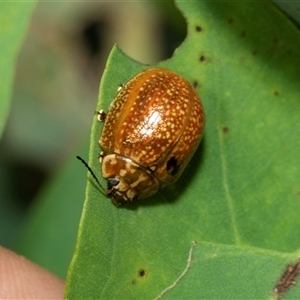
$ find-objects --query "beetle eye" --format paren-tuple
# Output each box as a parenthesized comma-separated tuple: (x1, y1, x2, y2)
(107, 178, 119, 190)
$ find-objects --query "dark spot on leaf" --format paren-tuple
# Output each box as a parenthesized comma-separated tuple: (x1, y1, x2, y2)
(195, 25, 202, 32)
(139, 269, 146, 277)
(223, 127, 229, 133)
(132, 279, 136, 285)
(252, 50, 257, 56)
(199, 55, 206, 62)
(228, 18, 234, 24)
(241, 30, 246, 37)
(166, 156, 180, 176)
(273, 261, 300, 298)
(273, 38, 279, 44)
(274, 91, 279, 96)
(193, 80, 199, 88)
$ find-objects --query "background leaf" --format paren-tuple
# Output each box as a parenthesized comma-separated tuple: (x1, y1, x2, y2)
(15, 141, 89, 278)
(66, 1, 300, 299)
(0, 3, 36, 137)
(273, 0, 300, 26)
(9, 1, 177, 279)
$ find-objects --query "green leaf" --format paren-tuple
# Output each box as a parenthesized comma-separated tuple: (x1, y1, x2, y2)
(15, 140, 89, 278)
(0, 3, 36, 137)
(66, 2, 300, 299)
(273, 0, 300, 26)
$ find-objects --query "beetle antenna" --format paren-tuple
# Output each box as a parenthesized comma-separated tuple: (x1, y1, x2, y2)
(76, 156, 107, 194)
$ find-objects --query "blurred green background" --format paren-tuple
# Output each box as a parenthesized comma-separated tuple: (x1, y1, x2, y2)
(0, 1, 298, 280)
(0, 1, 186, 278)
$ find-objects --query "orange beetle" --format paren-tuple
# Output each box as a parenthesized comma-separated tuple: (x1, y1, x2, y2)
(97, 68, 205, 205)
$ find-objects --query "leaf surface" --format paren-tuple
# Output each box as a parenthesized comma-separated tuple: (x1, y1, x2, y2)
(0, 3, 36, 137)
(66, 2, 300, 299)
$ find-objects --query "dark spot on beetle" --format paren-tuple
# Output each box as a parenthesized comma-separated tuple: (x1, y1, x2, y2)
(199, 55, 206, 62)
(252, 50, 257, 56)
(195, 25, 202, 32)
(274, 91, 279, 96)
(222, 127, 229, 133)
(228, 18, 234, 24)
(139, 269, 146, 277)
(132, 279, 136, 285)
(273, 261, 300, 297)
(166, 156, 180, 176)
(193, 81, 199, 88)
(241, 30, 246, 37)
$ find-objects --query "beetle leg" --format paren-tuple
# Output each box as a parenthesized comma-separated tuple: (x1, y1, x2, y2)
(95, 110, 106, 122)
(117, 83, 125, 92)
(99, 151, 105, 164)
